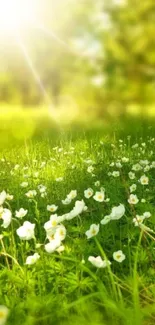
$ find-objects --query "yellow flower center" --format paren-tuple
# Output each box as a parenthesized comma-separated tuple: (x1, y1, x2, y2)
(0, 311, 5, 319)
(51, 221, 57, 227)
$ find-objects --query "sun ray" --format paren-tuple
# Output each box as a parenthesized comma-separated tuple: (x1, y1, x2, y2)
(16, 35, 51, 105)
(15, 34, 62, 125)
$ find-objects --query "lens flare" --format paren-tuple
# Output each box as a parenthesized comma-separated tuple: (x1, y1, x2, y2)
(0, 0, 37, 32)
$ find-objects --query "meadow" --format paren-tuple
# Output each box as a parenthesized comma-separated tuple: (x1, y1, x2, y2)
(0, 111, 155, 325)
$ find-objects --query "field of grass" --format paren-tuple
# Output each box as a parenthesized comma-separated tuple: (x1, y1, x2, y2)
(0, 112, 155, 325)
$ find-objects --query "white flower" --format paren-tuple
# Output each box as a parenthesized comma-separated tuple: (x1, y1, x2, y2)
(128, 172, 135, 180)
(44, 215, 59, 234)
(84, 188, 94, 199)
(47, 205, 58, 213)
(130, 184, 137, 193)
(54, 225, 66, 241)
(15, 208, 28, 219)
(56, 177, 63, 182)
(45, 238, 61, 253)
(88, 256, 111, 268)
(33, 172, 39, 178)
(100, 215, 111, 225)
(25, 253, 40, 265)
(95, 181, 100, 187)
(14, 164, 20, 170)
(16, 221, 35, 240)
(140, 175, 149, 185)
(116, 162, 122, 168)
(141, 198, 146, 203)
(132, 143, 138, 149)
(0, 208, 12, 228)
(112, 171, 120, 177)
(67, 190, 77, 200)
(25, 190, 37, 199)
(133, 215, 144, 227)
(0, 191, 7, 206)
(87, 165, 94, 173)
(128, 194, 139, 205)
(66, 200, 86, 220)
(0, 305, 9, 325)
(143, 212, 151, 219)
(62, 198, 71, 205)
(56, 245, 65, 253)
(85, 224, 99, 239)
(6, 194, 13, 201)
(122, 157, 129, 163)
(132, 164, 142, 171)
(93, 191, 105, 202)
(113, 250, 125, 263)
(38, 185, 47, 193)
(110, 204, 125, 220)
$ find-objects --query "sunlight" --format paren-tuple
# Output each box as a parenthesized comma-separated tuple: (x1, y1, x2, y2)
(0, 0, 37, 32)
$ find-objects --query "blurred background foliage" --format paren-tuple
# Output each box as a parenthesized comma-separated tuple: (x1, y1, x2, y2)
(0, 0, 155, 119)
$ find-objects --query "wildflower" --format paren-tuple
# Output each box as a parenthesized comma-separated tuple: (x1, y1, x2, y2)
(133, 215, 144, 226)
(62, 198, 71, 205)
(16, 221, 35, 240)
(0, 208, 12, 228)
(0, 305, 9, 325)
(87, 165, 94, 173)
(128, 194, 139, 205)
(67, 190, 77, 200)
(85, 224, 99, 239)
(0, 191, 6, 206)
(122, 157, 129, 163)
(143, 212, 151, 219)
(141, 198, 146, 203)
(132, 143, 138, 149)
(110, 204, 125, 220)
(95, 181, 100, 187)
(6, 194, 13, 201)
(112, 171, 120, 177)
(128, 172, 135, 180)
(66, 200, 86, 220)
(113, 250, 125, 262)
(54, 225, 66, 241)
(33, 172, 39, 178)
(47, 205, 58, 213)
(15, 208, 28, 219)
(93, 191, 105, 202)
(88, 256, 111, 268)
(25, 190, 37, 199)
(56, 245, 65, 253)
(45, 238, 61, 253)
(44, 215, 59, 235)
(25, 253, 40, 265)
(132, 164, 142, 171)
(100, 215, 111, 225)
(14, 164, 20, 170)
(38, 185, 47, 193)
(116, 162, 122, 168)
(84, 188, 94, 199)
(130, 184, 137, 193)
(140, 175, 149, 185)
(56, 177, 63, 182)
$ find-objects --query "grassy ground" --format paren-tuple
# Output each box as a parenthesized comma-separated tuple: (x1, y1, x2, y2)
(0, 112, 155, 325)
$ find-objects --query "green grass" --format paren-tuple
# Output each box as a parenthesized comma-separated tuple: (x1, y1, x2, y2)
(0, 113, 155, 325)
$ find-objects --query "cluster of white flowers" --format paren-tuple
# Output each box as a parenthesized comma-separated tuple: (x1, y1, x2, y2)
(0, 136, 155, 273)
